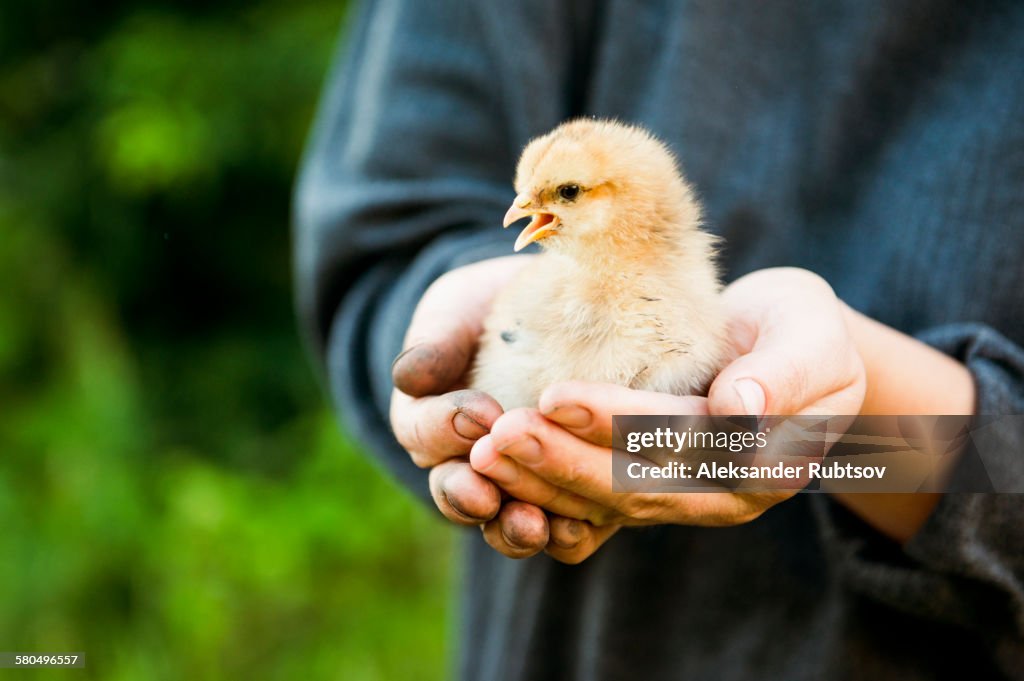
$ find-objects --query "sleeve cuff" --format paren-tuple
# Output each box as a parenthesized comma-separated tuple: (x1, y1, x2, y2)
(815, 322, 1024, 634)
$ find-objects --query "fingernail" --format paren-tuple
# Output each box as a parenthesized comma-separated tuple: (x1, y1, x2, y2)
(453, 412, 488, 440)
(442, 490, 484, 522)
(733, 379, 766, 417)
(391, 343, 421, 371)
(552, 519, 583, 548)
(544, 405, 592, 428)
(498, 435, 542, 465)
(480, 455, 519, 485)
(500, 525, 526, 549)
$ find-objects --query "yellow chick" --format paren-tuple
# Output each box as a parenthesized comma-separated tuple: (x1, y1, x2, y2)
(470, 119, 727, 410)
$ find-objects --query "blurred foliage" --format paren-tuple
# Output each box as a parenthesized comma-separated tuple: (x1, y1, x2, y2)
(0, 1, 454, 679)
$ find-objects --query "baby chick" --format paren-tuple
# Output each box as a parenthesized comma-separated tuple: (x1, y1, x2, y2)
(470, 119, 728, 410)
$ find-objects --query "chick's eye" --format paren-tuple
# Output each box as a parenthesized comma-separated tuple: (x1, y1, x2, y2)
(558, 184, 581, 201)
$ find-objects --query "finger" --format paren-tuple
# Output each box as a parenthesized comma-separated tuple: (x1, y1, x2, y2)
(393, 257, 529, 397)
(538, 381, 708, 447)
(481, 501, 549, 558)
(469, 435, 618, 525)
(492, 409, 762, 525)
(490, 408, 635, 515)
(709, 270, 865, 417)
(546, 520, 620, 565)
(391, 388, 503, 467)
(547, 515, 590, 549)
(429, 459, 501, 525)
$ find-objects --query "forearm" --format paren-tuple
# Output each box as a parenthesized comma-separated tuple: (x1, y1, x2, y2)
(830, 303, 977, 543)
(843, 303, 976, 416)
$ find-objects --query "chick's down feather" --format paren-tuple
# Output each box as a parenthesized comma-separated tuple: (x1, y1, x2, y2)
(470, 119, 728, 410)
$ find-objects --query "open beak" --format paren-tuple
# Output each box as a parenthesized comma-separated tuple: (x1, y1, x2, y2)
(503, 193, 560, 252)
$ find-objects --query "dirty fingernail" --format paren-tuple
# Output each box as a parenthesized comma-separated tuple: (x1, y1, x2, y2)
(391, 343, 421, 371)
(500, 517, 543, 550)
(500, 526, 526, 549)
(442, 489, 485, 522)
(453, 411, 488, 440)
(551, 518, 583, 548)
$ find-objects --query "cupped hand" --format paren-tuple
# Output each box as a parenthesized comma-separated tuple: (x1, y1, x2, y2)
(471, 267, 867, 563)
(706, 267, 866, 418)
(391, 255, 585, 558)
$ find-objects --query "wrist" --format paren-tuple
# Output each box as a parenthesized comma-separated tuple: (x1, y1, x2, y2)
(839, 302, 976, 417)
(833, 302, 975, 543)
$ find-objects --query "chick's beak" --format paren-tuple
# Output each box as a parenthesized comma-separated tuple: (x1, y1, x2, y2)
(503, 193, 560, 252)
(502, 194, 535, 227)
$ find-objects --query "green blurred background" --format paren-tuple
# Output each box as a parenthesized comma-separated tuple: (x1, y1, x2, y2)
(0, 1, 454, 678)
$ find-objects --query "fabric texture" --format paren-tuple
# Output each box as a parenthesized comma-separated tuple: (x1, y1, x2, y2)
(293, 1, 1024, 678)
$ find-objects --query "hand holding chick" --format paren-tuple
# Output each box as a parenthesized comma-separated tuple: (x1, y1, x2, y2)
(471, 267, 866, 563)
(393, 121, 861, 562)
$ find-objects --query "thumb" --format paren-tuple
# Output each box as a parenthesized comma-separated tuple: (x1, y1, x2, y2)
(393, 256, 528, 397)
(708, 350, 806, 416)
(708, 293, 863, 417)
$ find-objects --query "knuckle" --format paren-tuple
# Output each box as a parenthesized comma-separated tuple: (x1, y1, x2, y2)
(621, 494, 664, 522)
(560, 460, 589, 488)
(539, 485, 565, 510)
(619, 494, 644, 518)
(586, 506, 619, 527)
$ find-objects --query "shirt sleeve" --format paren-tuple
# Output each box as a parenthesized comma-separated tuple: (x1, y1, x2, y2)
(817, 323, 1024, 658)
(292, 0, 589, 501)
